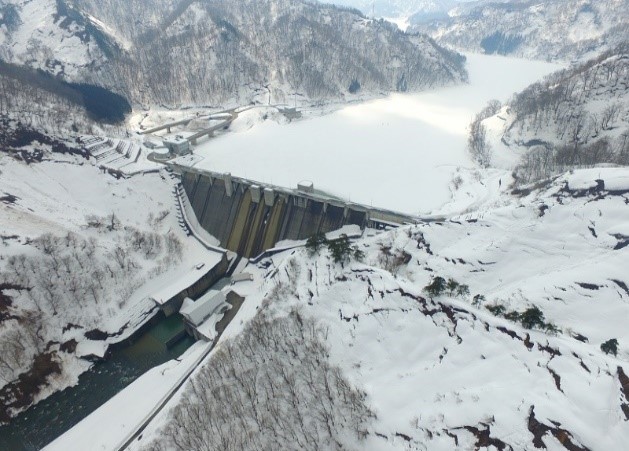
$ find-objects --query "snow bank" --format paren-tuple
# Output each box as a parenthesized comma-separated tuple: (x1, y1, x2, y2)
(566, 168, 629, 192)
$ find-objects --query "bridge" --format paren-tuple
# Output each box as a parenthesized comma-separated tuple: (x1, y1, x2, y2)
(140, 108, 238, 137)
(187, 112, 236, 144)
(140, 117, 196, 135)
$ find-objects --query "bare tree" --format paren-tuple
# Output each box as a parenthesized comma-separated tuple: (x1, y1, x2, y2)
(148, 310, 374, 451)
(468, 120, 493, 168)
(601, 102, 622, 130)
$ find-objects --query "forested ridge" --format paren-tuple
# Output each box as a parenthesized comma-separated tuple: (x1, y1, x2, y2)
(0, 0, 467, 109)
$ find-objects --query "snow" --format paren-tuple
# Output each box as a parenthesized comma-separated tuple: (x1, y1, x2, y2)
(44, 341, 211, 451)
(179, 290, 226, 327)
(566, 168, 629, 192)
(128, 166, 629, 450)
(150, 257, 223, 306)
(326, 224, 363, 240)
(0, 151, 220, 414)
(383, 16, 411, 31)
(195, 306, 230, 341)
(1, 0, 107, 79)
(190, 54, 561, 215)
(75, 341, 107, 359)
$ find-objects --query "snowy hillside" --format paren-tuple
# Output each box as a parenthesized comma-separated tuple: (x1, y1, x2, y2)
(472, 47, 629, 183)
(0, 138, 211, 421)
(320, 0, 456, 21)
(129, 167, 629, 450)
(0, 0, 121, 80)
(413, 0, 629, 62)
(0, 0, 467, 108)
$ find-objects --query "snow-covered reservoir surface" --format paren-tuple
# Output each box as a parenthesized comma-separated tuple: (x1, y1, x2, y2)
(193, 54, 562, 214)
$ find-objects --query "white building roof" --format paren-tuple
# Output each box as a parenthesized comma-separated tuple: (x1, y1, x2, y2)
(149, 255, 223, 305)
(195, 304, 230, 341)
(180, 290, 227, 327)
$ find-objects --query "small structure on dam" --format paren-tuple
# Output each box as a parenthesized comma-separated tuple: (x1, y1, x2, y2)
(174, 166, 418, 258)
(163, 135, 191, 156)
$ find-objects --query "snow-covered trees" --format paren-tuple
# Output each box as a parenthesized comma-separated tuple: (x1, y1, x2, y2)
(467, 100, 500, 168)
(3, 0, 466, 108)
(0, 225, 183, 389)
(148, 310, 373, 451)
(468, 120, 492, 168)
(413, 0, 629, 62)
(471, 47, 629, 182)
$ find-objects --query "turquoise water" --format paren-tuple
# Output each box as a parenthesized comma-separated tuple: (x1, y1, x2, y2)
(0, 314, 194, 451)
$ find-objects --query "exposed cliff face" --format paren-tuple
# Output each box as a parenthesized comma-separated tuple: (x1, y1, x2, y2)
(0, 0, 467, 108)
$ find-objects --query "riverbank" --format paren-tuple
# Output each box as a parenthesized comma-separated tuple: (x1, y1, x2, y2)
(0, 312, 196, 450)
(45, 291, 246, 451)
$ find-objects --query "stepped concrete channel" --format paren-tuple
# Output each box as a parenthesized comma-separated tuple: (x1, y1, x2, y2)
(171, 163, 421, 258)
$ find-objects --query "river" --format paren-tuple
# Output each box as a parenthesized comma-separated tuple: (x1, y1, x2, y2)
(0, 313, 194, 451)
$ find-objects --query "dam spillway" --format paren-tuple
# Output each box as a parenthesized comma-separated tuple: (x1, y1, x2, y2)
(175, 165, 419, 259)
(179, 169, 369, 258)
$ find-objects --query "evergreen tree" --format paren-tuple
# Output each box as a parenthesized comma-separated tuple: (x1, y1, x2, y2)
(424, 277, 446, 297)
(446, 278, 459, 295)
(520, 306, 545, 329)
(601, 338, 619, 356)
(306, 233, 328, 256)
(328, 234, 352, 264)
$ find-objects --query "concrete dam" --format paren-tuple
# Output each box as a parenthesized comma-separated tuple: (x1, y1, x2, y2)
(175, 165, 419, 259)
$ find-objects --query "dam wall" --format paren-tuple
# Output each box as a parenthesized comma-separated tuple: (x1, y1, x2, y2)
(174, 165, 418, 258)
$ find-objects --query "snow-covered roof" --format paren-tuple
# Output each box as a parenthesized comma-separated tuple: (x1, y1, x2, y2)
(163, 135, 188, 146)
(231, 272, 253, 284)
(566, 168, 629, 192)
(150, 258, 222, 305)
(195, 303, 231, 341)
(180, 290, 227, 327)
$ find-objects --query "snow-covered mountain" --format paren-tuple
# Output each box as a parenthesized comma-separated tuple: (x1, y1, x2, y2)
(413, 0, 629, 62)
(0, 0, 467, 108)
(320, 0, 457, 21)
(0, 0, 122, 80)
(0, 121, 217, 422)
(473, 46, 629, 183)
(0, 63, 206, 421)
(130, 166, 629, 450)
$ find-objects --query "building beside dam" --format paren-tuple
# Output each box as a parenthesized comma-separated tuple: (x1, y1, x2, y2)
(172, 164, 418, 259)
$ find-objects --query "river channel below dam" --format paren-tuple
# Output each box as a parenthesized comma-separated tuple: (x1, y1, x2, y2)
(0, 313, 195, 451)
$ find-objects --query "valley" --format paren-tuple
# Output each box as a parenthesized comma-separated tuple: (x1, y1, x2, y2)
(0, 0, 627, 450)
